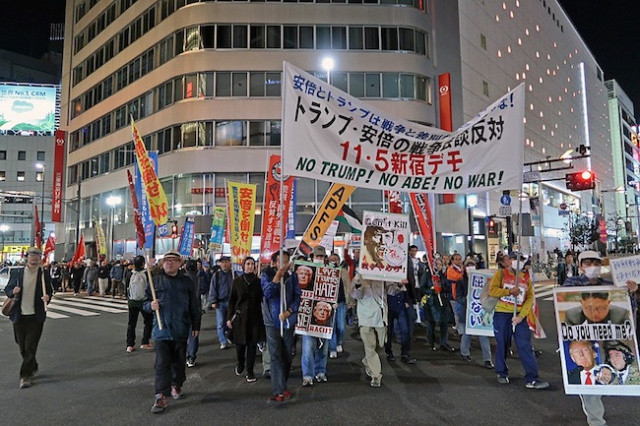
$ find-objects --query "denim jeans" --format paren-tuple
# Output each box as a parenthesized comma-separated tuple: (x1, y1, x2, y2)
(493, 312, 539, 382)
(265, 326, 294, 396)
(385, 306, 410, 357)
(154, 340, 187, 396)
(460, 334, 492, 362)
(215, 301, 229, 345)
(301, 335, 329, 379)
(187, 327, 199, 360)
(329, 302, 347, 352)
(87, 279, 94, 295)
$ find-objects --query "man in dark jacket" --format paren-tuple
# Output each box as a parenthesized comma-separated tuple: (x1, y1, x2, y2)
(209, 256, 235, 349)
(4, 246, 53, 388)
(144, 250, 201, 414)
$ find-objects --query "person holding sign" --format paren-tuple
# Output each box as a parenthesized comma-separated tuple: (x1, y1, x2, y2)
(563, 250, 639, 426)
(489, 252, 549, 390)
(300, 246, 331, 387)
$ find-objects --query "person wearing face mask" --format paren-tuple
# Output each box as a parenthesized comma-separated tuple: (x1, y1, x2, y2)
(563, 250, 638, 426)
(301, 245, 331, 387)
(489, 251, 549, 390)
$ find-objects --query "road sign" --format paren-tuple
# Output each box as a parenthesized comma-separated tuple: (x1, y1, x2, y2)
(499, 205, 512, 216)
(560, 202, 567, 210)
(500, 195, 511, 206)
(523, 171, 540, 183)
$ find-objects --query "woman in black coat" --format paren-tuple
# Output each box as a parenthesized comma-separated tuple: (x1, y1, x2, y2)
(227, 257, 265, 383)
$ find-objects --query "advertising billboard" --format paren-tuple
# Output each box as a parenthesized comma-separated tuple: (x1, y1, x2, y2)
(0, 83, 57, 134)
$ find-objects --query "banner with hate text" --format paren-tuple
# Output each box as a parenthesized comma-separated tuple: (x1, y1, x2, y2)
(294, 260, 340, 339)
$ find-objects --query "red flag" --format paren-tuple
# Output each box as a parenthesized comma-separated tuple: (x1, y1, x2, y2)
(385, 190, 403, 214)
(43, 233, 57, 260)
(34, 205, 42, 248)
(127, 170, 146, 248)
(72, 234, 86, 264)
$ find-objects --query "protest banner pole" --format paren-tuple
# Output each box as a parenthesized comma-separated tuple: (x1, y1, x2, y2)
(279, 72, 286, 338)
(143, 247, 163, 330)
(513, 187, 524, 332)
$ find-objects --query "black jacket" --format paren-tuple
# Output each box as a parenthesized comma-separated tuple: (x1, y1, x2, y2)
(228, 273, 265, 345)
(4, 266, 53, 324)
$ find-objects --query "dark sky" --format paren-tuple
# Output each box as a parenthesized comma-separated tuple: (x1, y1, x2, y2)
(0, 1, 638, 116)
(559, 0, 640, 114)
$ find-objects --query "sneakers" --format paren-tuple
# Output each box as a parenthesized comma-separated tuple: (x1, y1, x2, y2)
(151, 394, 167, 413)
(461, 355, 473, 363)
(336, 345, 343, 353)
(220, 343, 229, 350)
(140, 344, 155, 350)
(262, 370, 271, 379)
(283, 390, 292, 399)
(441, 344, 457, 352)
(497, 376, 510, 384)
(257, 342, 265, 352)
(430, 345, 438, 351)
(270, 394, 286, 402)
(235, 365, 245, 376)
(370, 376, 381, 387)
(315, 373, 328, 383)
(386, 353, 396, 362)
(401, 355, 416, 365)
(19, 378, 32, 389)
(186, 358, 196, 368)
(171, 385, 182, 400)
(484, 361, 495, 369)
(364, 366, 373, 378)
(329, 351, 338, 359)
(302, 377, 314, 387)
(526, 380, 550, 390)
(246, 372, 257, 383)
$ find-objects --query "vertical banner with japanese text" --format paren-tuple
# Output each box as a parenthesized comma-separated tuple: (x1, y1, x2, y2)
(282, 62, 524, 193)
(294, 261, 340, 339)
(94, 218, 107, 257)
(52, 130, 65, 223)
(410, 193, 436, 271)
(178, 216, 196, 257)
(554, 286, 640, 395)
(465, 270, 495, 337)
(209, 207, 226, 253)
(298, 183, 355, 257)
(358, 211, 409, 282)
(227, 181, 257, 266)
(134, 151, 158, 250)
(260, 155, 294, 264)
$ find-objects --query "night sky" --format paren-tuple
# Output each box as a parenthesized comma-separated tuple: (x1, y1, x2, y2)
(0, 0, 638, 116)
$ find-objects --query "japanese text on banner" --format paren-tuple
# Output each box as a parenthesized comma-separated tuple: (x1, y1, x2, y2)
(227, 181, 257, 265)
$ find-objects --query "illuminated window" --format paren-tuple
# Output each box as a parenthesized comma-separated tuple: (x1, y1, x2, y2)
(17, 171, 25, 181)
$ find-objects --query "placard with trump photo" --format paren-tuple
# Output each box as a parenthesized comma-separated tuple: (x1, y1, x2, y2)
(358, 211, 409, 282)
(294, 261, 340, 339)
(553, 286, 640, 395)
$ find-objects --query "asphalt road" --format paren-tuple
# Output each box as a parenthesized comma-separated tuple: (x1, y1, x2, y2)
(1, 286, 639, 425)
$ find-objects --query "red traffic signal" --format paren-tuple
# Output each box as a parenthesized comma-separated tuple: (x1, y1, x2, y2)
(566, 170, 596, 191)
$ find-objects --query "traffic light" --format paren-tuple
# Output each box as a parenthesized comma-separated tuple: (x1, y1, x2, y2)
(565, 170, 596, 191)
(171, 221, 178, 239)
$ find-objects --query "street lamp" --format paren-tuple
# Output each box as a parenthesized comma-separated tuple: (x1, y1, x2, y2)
(35, 163, 45, 247)
(106, 195, 122, 259)
(0, 224, 8, 264)
(321, 56, 335, 84)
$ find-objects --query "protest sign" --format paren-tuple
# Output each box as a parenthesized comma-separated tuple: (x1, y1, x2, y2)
(178, 216, 196, 257)
(282, 62, 524, 193)
(209, 206, 226, 253)
(319, 220, 339, 253)
(260, 155, 294, 264)
(553, 286, 640, 395)
(294, 261, 340, 339)
(134, 151, 159, 249)
(609, 255, 640, 287)
(227, 181, 257, 266)
(465, 270, 495, 337)
(358, 211, 409, 282)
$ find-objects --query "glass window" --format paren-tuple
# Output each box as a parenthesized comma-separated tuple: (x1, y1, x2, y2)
(99, 152, 110, 174)
(185, 26, 201, 50)
(332, 27, 346, 49)
(182, 123, 198, 148)
(266, 26, 280, 48)
(184, 74, 197, 99)
(284, 26, 297, 49)
(174, 76, 183, 102)
(36, 172, 44, 182)
(400, 74, 414, 98)
(350, 73, 364, 97)
(202, 25, 215, 48)
(175, 30, 184, 55)
(382, 73, 399, 98)
(416, 31, 426, 55)
(316, 26, 331, 49)
(216, 121, 246, 146)
(18, 151, 26, 160)
(381, 27, 398, 50)
(265, 72, 281, 96)
(349, 27, 363, 49)
(158, 128, 172, 154)
(249, 121, 266, 146)
(300, 26, 314, 48)
(250, 25, 265, 48)
(416, 76, 427, 101)
(172, 125, 182, 150)
(36, 151, 45, 161)
(232, 73, 247, 96)
(268, 120, 281, 146)
(200, 73, 214, 97)
(201, 122, 213, 146)
(399, 28, 414, 51)
(216, 72, 231, 96)
(0, 171, 5, 181)
(365, 73, 380, 97)
(0, 150, 6, 160)
(364, 27, 379, 49)
(332, 72, 348, 92)
(217, 25, 232, 48)
(233, 25, 248, 48)
(250, 72, 266, 96)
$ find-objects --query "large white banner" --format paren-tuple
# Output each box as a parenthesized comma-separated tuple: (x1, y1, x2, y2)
(282, 62, 524, 193)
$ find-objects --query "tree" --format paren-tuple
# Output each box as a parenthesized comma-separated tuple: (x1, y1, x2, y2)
(606, 213, 635, 253)
(564, 213, 599, 251)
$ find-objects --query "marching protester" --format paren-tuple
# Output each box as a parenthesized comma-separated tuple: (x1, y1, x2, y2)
(3, 247, 53, 388)
(563, 250, 639, 426)
(300, 246, 330, 386)
(261, 250, 299, 401)
(209, 256, 235, 350)
(227, 256, 265, 383)
(144, 250, 201, 414)
(446, 253, 465, 339)
(384, 276, 417, 364)
(198, 260, 212, 313)
(83, 260, 98, 297)
(489, 252, 548, 389)
(97, 258, 110, 296)
(71, 261, 85, 296)
(423, 257, 454, 351)
(407, 245, 427, 338)
(328, 252, 351, 359)
(126, 255, 154, 353)
(557, 252, 578, 286)
(110, 260, 125, 298)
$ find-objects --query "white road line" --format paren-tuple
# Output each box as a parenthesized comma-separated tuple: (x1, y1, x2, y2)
(64, 298, 130, 309)
(53, 299, 127, 313)
(544, 296, 554, 301)
(85, 296, 128, 305)
(46, 311, 70, 319)
(46, 303, 100, 316)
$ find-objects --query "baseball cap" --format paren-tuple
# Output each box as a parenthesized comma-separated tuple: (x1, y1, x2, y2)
(578, 250, 602, 264)
(163, 250, 181, 260)
(312, 246, 327, 257)
(219, 256, 231, 262)
(26, 247, 43, 255)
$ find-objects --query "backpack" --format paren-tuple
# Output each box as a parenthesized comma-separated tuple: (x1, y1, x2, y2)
(128, 270, 147, 301)
(480, 269, 502, 313)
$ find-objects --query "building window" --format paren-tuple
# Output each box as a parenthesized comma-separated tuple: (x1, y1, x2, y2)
(480, 33, 487, 50)
(17, 171, 25, 181)
(36, 172, 44, 182)
(0, 151, 6, 160)
(482, 80, 489, 97)
(0, 171, 5, 181)
(18, 151, 26, 160)
(37, 151, 46, 161)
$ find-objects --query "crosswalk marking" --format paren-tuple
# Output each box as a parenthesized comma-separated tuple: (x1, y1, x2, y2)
(52, 299, 127, 314)
(46, 311, 70, 319)
(85, 296, 128, 305)
(67, 298, 129, 309)
(47, 303, 100, 316)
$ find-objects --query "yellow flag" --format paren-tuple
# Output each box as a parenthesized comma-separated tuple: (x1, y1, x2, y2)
(227, 181, 257, 265)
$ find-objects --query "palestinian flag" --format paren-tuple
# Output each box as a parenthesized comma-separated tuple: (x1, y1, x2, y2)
(337, 205, 362, 233)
